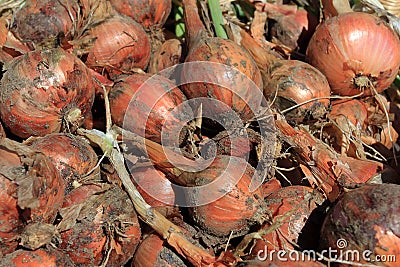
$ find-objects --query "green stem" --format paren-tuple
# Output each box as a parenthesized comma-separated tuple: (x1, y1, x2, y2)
(208, 0, 228, 39)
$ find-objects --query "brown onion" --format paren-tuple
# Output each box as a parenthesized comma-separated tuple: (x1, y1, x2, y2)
(0, 138, 65, 256)
(58, 184, 141, 266)
(148, 38, 184, 75)
(266, 60, 331, 122)
(0, 47, 95, 138)
(252, 186, 321, 254)
(306, 12, 400, 96)
(240, 29, 330, 122)
(109, 73, 191, 144)
(177, 155, 265, 237)
(132, 233, 188, 267)
(108, 0, 172, 30)
(0, 247, 75, 267)
(25, 133, 99, 193)
(320, 184, 400, 267)
(76, 14, 151, 78)
(11, 0, 78, 49)
(269, 7, 318, 53)
(130, 166, 178, 217)
(180, 0, 263, 123)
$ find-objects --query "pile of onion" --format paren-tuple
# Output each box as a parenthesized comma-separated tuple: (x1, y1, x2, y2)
(306, 12, 400, 96)
(0, 47, 95, 138)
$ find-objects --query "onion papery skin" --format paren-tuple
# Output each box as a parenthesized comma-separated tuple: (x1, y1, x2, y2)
(109, 73, 191, 144)
(329, 99, 368, 129)
(59, 184, 141, 266)
(181, 155, 265, 237)
(0, 148, 24, 256)
(320, 184, 400, 267)
(0, 48, 95, 139)
(25, 133, 98, 193)
(11, 0, 78, 49)
(0, 121, 5, 139)
(252, 186, 320, 254)
(265, 60, 331, 122)
(148, 38, 184, 75)
(306, 12, 400, 96)
(80, 15, 151, 78)
(108, 0, 172, 30)
(0, 139, 65, 256)
(0, 247, 75, 267)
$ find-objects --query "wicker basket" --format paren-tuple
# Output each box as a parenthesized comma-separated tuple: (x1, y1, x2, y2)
(379, 0, 400, 17)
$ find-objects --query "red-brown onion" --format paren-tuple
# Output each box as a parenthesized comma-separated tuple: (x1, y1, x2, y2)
(11, 0, 79, 49)
(109, 73, 191, 144)
(180, 0, 263, 123)
(76, 14, 151, 78)
(58, 184, 141, 266)
(307, 12, 400, 96)
(109, 0, 172, 30)
(25, 133, 99, 193)
(0, 47, 95, 138)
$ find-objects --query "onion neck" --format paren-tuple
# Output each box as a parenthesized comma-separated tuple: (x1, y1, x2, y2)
(239, 29, 279, 73)
(183, 0, 208, 47)
(322, 0, 353, 19)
